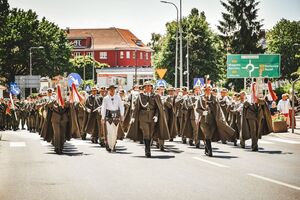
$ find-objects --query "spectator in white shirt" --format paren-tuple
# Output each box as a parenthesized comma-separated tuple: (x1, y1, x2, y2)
(277, 93, 291, 126)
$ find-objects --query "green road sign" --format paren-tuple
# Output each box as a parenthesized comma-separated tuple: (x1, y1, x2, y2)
(227, 54, 281, 78)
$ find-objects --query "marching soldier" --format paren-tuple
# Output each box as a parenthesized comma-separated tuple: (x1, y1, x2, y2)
(0, 98, 7, 131)
(178, 87, 189, 143)
(227, 93, 241, 146)
(48, 85, 70, 154)
(85, 87, 104, 146)
(101, 85, 125, 152)
(129, 81, 169, 158)
(19, 99, 28, 130)
(40, 88, 55, 142)
(197, 85, 235, 157)
(218, 88, 231, 144)
(164, 87, 178, 142)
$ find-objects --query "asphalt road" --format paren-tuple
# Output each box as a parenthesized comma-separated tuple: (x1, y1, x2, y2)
(0, 129, 300, 200)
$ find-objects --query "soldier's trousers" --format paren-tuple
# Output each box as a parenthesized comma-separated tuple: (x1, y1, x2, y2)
(52, 121, 67, 151)
(139, 121, 155, 140)
(240, 119, 258, 149)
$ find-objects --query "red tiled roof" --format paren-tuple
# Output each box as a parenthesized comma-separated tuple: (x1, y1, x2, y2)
(67, 27, 152, 51)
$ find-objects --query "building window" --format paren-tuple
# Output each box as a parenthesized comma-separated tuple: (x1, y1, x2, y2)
(74, 52, 81, 57)
(140, 52, 143, 60)
(126, 51, 130, 59)
(87, 52, 94, 58)
(146, 52, 149, 60)
(74, 40, 81, 47)
(133, 51, 136, 59)
(100, 52, 108, 59)
(120, 51, 124, 59)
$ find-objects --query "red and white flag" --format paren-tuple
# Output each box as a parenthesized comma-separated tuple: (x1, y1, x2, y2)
(70, 83, 83, 103)
(56, 84, 65, 108)
(267, 81, 278, 101)
(251, 82, 258, 103)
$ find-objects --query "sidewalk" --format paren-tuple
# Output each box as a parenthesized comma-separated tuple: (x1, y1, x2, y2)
(270, 115, 300, 140)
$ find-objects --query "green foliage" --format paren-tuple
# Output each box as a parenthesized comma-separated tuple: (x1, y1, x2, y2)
(218, 0, 264, 91)
(274, 82, 300, 100)
(70, 55, 108, 80)
(152, 9, 225, 88)
(0, 0, 9, 25)
(266, 19, 300, 79)
(0, 4, 72, 83)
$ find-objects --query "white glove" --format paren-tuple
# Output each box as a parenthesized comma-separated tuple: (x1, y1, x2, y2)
(153, 116, 158, 123)
(130, 118, 135, 124)
(86, 108, 91, 113)
(202, 111, 208, 116)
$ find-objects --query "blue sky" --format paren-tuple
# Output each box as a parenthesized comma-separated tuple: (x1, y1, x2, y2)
(8, 0, 300, 43)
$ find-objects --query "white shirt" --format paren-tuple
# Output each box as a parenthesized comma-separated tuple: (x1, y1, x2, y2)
(277, 99, 291, 114)
(101, 94, 125, 117)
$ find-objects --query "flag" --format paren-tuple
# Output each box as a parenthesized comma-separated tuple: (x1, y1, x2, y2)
(251, 82, 257, 103)
(267, 81, 278, 101)
(9, 92, 18, 120)
(56, 84, 65, 108)
(70, 83, 83, 103)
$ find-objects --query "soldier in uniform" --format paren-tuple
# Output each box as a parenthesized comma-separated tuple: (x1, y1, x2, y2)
(101, 85, 125, 152)
(5, 100, 12, 130)
(40, 88, 55, 142)
(27, 97, 37, 133)
(178, 87, 189, 143)
(218, 88, 231, 144)
(164, 87, 178, 142)
(19, 99, 28, 130)
(85, 87, 104, 146)
(10, 95, 19, 131)
(180, 87, 199, 146)
(48, 85, 70, 154)
(129, 81, 169, 157)
(197, 84, 235, 156)
(0, 98, 6, 131)
(227, 93, 241, 146)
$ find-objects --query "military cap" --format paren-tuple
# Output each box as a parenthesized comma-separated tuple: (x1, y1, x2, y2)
(91, 86, 98, 91)
(221, 88, 228, 92)
(167, 87, 175, 91)
(143, 81, 153, 86)
(107, 85, 117, 90)
(181, 87, 188, 91)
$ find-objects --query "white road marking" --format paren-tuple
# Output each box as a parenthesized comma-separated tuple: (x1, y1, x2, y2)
(10, 142, 26, 147)
(192, 157, 229, 168)
(248, 173, 300, 191)
(268, 138, 300, 144)
(258, 140, 274, 144)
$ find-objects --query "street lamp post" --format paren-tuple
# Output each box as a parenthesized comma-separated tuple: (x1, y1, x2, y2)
(179, 0, 183, 88)
(186, 36, 189, 89)
(160, 0, 179, 88)
(29, 46, 44, 95)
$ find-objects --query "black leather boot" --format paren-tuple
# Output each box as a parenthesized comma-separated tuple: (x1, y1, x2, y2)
(144, 139, 151, 158)
(205, 139, 213, 157)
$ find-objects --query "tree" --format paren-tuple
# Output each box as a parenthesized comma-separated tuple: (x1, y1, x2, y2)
(70, 55, 108, 80)
(218, 0, 264, 91)
(0, 6, 72, 83)
(0, 0, 9, 25)
(266, 19, 300, 80)
(153, 9, 224, 87)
